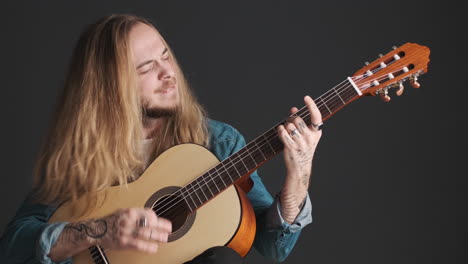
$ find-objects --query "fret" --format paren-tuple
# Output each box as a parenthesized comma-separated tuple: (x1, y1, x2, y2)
(251, 140, 266, 167)
(217, 165, 228, 187)
(328, 96, 342, 113)
(247, 148, 258, 167)
(213, 166, 227, 189)
(263, 133, 276, 154)
(209, 168, 220, 193)
(191, 182, 203, 205)
(333, 88, 346, 104)
(250, 146, 264, 165)
(233, 152, 249, 175)
(184, 190, 196, 211)
(207, 169, 221, 193)
(220, 161, 234, 183)
(184, 195, 194, 212)
(319, 97, 332, 114)
(237, 148, 256, 171)
(253, 140, 267, 160)
(201, 174, 215, 197)
(267, 134, 283, 153)
(224, 159, 241, 183)
(229, 154, 246, 177)
(195, 177, 209, 201)
(323, 89, 340, 112)
(190, 192, 202, 208)
(184, 183, 201, 207)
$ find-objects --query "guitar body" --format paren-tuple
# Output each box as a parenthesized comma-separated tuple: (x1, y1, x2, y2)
(49, 144, 256, 264)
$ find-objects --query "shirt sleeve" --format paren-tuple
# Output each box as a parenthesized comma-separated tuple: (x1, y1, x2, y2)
(266, 193, 313, 236)
(0, 197, 70, 264)
(246, 169, 313, 262)
(209, 121, 313, 262)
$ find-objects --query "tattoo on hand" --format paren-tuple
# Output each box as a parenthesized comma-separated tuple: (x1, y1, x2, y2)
(299, 122, 306, 130)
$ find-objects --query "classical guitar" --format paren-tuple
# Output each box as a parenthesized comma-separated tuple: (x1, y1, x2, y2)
(49, 42, 431, 264)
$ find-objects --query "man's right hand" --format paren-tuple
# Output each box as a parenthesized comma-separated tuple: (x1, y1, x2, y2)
(49, 208, 172, 262)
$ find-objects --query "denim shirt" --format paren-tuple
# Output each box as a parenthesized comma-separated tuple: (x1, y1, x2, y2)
(0, 119, 312, 263)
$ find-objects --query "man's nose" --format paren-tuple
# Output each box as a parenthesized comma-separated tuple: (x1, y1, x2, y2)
(158, 61, 175, 81)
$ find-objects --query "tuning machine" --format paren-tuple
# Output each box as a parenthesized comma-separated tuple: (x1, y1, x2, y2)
(409, 75, 421, 88)
(396, 81, 405, 96)
(376, 87, 391, 102)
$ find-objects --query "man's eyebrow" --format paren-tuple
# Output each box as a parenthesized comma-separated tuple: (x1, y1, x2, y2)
(136, 60, 154, 69)
(136, 48, 169, 69)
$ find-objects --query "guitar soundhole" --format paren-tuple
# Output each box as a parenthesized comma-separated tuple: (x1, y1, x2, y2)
(145, 186, 196, 242)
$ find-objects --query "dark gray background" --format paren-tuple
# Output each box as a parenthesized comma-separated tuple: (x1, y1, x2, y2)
(1, 0, 466, 263)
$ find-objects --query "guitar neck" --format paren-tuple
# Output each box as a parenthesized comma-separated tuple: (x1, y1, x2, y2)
(180, 78, 361, 212)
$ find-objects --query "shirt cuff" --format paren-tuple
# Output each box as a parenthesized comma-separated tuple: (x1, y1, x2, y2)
(265, 193, 313, 234)
(36, 222, 70, 264)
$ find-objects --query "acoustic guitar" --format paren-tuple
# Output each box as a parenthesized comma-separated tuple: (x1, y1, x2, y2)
(49, 42, 431, 264)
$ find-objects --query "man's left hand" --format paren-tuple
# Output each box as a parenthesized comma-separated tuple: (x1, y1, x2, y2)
(277, 95, 322, 223)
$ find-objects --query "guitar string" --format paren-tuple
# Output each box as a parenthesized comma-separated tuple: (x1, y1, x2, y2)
(146, 60, 397, 216)
(151, 81, 357, 216)
(350, 48, 427, 88)
(149, 78, 355, 214)
(94, 51, 420, 256)
(150, 54, 408, 218)
(150, 48, 421, 217)
(151, 64, 415, 220)
(98, 63, 423, 256)
(95, 69, 398, 259)
(151, 63, 411, 218)
(96, 62, 424, 256)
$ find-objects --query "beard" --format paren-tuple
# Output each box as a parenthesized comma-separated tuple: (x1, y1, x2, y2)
(143, 106, 177, 118)
(141, 97, 178, 119)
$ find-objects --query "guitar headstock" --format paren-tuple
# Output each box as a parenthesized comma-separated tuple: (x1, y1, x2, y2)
(351, 43, 430, 102)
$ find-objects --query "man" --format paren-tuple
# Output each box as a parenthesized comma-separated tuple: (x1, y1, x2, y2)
(0, 14, 322, 263)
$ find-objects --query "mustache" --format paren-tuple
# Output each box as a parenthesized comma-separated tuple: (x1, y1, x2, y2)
(157, 79, 176, 92)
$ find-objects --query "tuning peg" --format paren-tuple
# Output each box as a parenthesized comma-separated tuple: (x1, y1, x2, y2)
(378, 54, 384, 58)
(392, 46, 398, 50)
(365, 61, 370, 65)
(396, 82, 405, 96)
(380, 89, 391, 102)
(410, 76, 421, 88)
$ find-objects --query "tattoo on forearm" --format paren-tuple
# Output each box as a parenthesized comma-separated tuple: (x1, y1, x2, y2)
(302, 172, 309, 186)
(66, 219, 108, 239)
(60, 219, 109, 245)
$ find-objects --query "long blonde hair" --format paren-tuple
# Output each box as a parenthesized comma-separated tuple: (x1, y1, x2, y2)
(32, 14, 209, 207)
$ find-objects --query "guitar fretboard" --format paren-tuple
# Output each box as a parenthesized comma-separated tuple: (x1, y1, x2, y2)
(180, 78, 361, 212)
